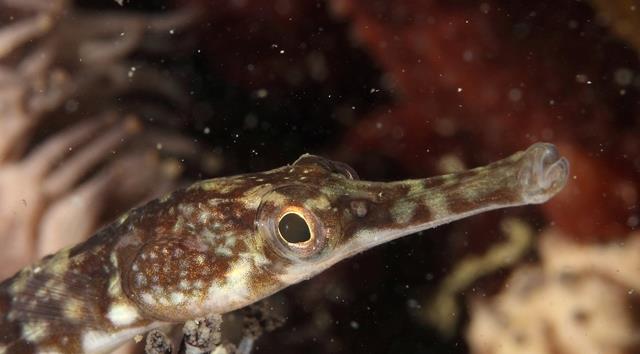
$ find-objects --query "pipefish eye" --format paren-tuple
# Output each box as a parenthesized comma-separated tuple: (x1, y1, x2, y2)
(271, 206, 326, 259)
(257, 185, 331, 260)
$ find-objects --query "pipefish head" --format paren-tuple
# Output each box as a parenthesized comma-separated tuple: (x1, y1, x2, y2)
(122, 143, 568, 321)
(252, 142, 569, 282)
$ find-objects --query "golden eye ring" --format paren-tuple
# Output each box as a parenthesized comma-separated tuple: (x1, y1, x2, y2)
(256, 185, 330, 260)
(273, 206, 325, 259)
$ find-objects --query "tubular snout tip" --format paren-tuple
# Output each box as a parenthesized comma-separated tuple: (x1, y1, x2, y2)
(518, 143, 570, 204)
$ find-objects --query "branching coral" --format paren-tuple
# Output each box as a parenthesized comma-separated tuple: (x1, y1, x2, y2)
(0, 0, 207, 277)
(0, 114, 135, 276)
(0, 0, 197, 161)
(0, 2, 219, 353)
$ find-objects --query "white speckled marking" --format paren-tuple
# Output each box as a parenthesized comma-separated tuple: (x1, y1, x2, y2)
(204, 258, 252, 312)
(390, 200, 417, 224)
(170, 292, 185, 304)
(82, 323, 158, 354)
(62, 298, 85, 321)
(117, 213, 129, 225)
(106, 302, 140, 326)
(215, 246, 233, 257)
(22, 321, 48, 342)
(141, 292, 156, 305)
(424, 192, 451, 220)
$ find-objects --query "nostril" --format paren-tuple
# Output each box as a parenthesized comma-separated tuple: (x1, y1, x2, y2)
(543, 158, 569, 189)
(529, 143, 559, 185)
(541, 145, 560, 168)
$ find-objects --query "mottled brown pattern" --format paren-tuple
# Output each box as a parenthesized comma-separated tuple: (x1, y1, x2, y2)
(0, 286, 24, 347)
(0, 221, 154, 353)
(0, 143, 567, 353)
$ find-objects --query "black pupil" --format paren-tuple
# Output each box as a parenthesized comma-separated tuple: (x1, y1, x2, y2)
(278, 213, 311, 243)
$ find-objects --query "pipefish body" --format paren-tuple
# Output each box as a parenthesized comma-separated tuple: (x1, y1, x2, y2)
(0, 143, 569, 354)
